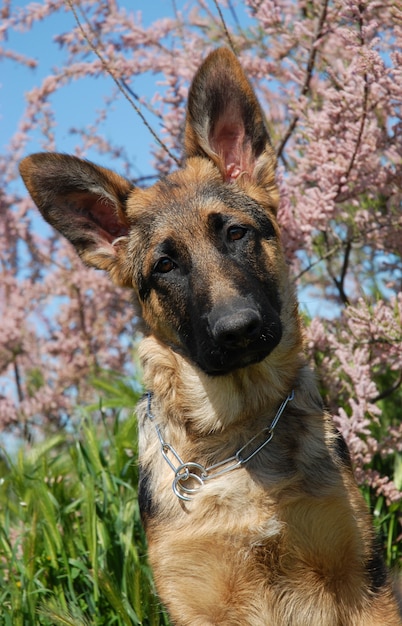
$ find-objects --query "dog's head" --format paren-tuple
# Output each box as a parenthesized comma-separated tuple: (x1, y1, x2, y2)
(20, 48, 301, 376)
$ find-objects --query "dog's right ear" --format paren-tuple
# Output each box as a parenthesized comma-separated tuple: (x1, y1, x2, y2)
(184, 47, 277, 205)
(19, 153, 133, 285)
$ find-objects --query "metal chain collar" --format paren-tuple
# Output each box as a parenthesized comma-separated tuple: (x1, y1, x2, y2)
(146, 389, 294, 502)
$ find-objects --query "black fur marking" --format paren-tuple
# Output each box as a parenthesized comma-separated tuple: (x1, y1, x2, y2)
(138, 465, 157, 527)
(334, 431, 352, 468)
(366, 537, 388, 593)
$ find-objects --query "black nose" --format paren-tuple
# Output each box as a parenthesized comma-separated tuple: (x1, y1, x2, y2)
(210, 307, 263, 349)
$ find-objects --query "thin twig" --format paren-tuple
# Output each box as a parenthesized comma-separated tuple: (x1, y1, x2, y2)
(120, 79, 164, 120)
(326, 6, 369, 302)
(212, 0, 237, 55)
(321, 227, 353, 306)
(295, 215, 400, 284)
(294, 242, 344, 282)
(227, 0, 241, 31)
(73, 284, 99, 370)
(332, 237, 352, 305)
(66, 0, 180, 166)
(13, 359, 24, 403)
(276, 0, 329, 160)
(370, 372, 402, 403)
(335, 5, 369, 202)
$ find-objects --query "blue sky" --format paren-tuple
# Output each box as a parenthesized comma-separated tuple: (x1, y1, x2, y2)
(1, 1, 193, 178)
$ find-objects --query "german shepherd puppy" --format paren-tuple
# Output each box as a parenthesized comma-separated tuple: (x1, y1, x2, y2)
(20, 48, 401, 625)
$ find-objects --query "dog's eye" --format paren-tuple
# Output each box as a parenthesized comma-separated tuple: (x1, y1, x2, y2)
(227, 226, 247, 241)
(153, 257, 176, 274)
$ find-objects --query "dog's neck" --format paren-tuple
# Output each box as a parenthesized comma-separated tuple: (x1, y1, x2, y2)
(138, 335, 317, 435)
(145, 388, 296, 502)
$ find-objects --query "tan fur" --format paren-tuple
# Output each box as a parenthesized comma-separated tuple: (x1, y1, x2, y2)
(19, 48, 401, 625)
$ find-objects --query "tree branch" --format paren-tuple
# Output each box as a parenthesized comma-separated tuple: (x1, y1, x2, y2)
(212, 0, 238, 55)
(294, 241, 344, 282)
(370, 371, 402, 403)
(13, 358, 24, 404)
(276, 0, 329, 161)
(73, 285, 99, 371)
(332, 236, 352, 305)
(66, 0, 180, 166)
(335, 4, 369, 202)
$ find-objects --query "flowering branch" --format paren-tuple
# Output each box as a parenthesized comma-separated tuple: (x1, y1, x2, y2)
(334, 3, 369, 203)
(276, 0, 329, 161)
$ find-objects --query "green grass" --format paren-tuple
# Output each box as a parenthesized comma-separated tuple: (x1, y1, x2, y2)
(0, 396, 170, 626)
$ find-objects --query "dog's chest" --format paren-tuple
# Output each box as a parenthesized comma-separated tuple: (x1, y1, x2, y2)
(139, 426, 282, 540)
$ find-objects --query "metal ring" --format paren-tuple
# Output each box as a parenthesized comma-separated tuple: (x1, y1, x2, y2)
(172, 463, 206, 501)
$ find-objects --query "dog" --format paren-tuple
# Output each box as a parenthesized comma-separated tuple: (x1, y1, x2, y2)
(20, 47, 401, 625)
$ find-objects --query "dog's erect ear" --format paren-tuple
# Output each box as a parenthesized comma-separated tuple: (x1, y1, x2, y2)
(19, 153, 133, 283)
(184, 47, 277, 190)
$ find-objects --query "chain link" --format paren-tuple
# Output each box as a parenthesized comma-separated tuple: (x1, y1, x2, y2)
(146, 390, 294, 502)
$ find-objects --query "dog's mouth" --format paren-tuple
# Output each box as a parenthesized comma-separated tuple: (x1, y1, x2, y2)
(203, 351, 270, 376)
(197, 332, 282, 376)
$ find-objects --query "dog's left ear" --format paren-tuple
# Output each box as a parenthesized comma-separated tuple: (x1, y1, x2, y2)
(19, 153, 133, 286)
(184, 47, 277, 193)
